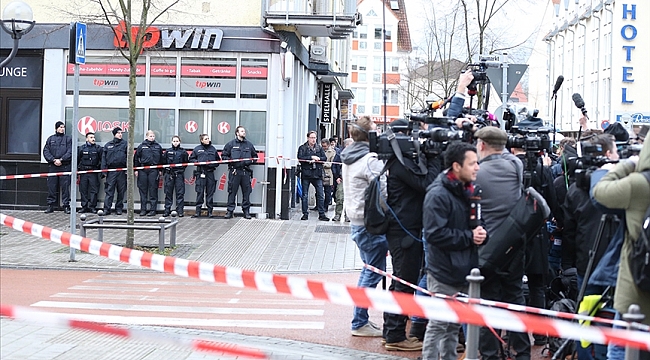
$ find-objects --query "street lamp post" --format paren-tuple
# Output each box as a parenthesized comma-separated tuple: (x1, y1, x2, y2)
(1, 1, 35, 68)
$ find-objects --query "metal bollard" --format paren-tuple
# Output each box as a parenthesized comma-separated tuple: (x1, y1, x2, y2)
(465, 268, 484, 360)
(97, 210, 104, 242)
(623, 304, 645, 360)
(158, 216, 166, 252)
(170, 211, 177, 247)
(79, 214, 87, 238)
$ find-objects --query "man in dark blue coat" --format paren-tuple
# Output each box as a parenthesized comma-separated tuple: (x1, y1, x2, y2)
(297, 131, 328, 221)
(221, 126, 258, 219)
(43, 121, 72, 213)
(102, 127, 128, 215)
(78, 132, 102, 213)
(135, 130, 164, 216)
(421, 142, 486, 359)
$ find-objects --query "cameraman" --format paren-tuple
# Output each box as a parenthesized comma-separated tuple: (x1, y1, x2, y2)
(382, 119, 441, 351)
(474, 127, 531, 360)
(562, 134, 620, 359)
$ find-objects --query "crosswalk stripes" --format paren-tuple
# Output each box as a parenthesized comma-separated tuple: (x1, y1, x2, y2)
(30, 272, 327, 330)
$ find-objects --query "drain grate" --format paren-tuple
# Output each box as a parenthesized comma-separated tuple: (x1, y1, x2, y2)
(314, 225, 350, 234)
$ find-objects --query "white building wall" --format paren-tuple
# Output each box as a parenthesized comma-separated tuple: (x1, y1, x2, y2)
(529, 0, 649, 133)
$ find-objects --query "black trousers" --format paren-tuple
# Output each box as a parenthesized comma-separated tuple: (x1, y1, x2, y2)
(104, 171, 126, 211)
(195, 171, 216, 211)
(226, 170, 252, 212)
(46, 165, 70, 207)
(137, 169, 159, 211)
(323, 184, 333, 207)
(164, 172, 185, 214)
(479, 253, 531, 360)
(383, 227, 423, 343)
(79, 173, 99, 210)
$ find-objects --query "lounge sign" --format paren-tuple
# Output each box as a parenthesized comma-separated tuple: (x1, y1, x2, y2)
(113, 22, 224, 51)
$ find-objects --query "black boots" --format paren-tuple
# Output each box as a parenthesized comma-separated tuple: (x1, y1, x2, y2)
(44, 205, 54, 214)
(224, 211, 234, 219)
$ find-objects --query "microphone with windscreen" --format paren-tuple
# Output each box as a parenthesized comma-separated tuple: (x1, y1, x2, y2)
(552, 75, 564, 99)
(572, 93, 588, 119)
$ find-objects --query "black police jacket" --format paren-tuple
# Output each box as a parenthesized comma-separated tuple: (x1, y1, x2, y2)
(297, 142, 326, 179)
(164, 146, 189, 174)
(135, 140, 163, 167)
(43, 133, 72, 169)
(222, 138, 258, 169)
(387, 155, 441, 232)
(423, 171, 487, 287)
(189, 142, 220, 172)
(78, 143, 103, 170)
(102, 138, 127, 169)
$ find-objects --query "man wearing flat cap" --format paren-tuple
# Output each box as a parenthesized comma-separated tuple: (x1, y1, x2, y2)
(43, 121, 72, 213)
(101, 127, 128, 215)
(473, 126, 531, 360)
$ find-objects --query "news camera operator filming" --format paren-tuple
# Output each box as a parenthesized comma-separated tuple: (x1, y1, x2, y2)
(381, 119, 442, 352)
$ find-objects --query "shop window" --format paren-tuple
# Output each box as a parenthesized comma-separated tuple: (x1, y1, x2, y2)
(149, 109, 176, 145)
(65, 107, 144, 145)
(66, 58, 145, 96)
(210, 110, 236, 147)
(240, 111, 267, 147)
(179, 109, 205, 147)
(5, 98, 41, 156)
(150, 58, 177, 97)
(240, 58, 268, 99)
(180, 57, 236, 98)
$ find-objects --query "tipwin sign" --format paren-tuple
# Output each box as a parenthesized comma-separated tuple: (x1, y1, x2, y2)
(113, 22, 224, 51)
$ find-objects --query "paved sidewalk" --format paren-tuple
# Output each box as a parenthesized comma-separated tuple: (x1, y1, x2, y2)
(0, 209, 409, 360)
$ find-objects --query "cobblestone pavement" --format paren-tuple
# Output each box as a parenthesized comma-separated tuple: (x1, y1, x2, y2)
(0, 209, 411, 360)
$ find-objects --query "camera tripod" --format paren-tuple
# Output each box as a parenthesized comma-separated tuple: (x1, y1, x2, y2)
(551, 213, 618, 360)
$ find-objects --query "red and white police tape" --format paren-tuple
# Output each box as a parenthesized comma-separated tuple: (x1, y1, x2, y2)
(0, 304, 268, 359)
(364, 263, 650, 331)
(2, 213, 649, 350)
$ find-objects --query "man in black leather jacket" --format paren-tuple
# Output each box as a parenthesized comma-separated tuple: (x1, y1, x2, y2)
(297, 131, 328, 221)
(43, 121, 72, 214)
(382, 119, 441, 352)
(221, 126, 258, 219)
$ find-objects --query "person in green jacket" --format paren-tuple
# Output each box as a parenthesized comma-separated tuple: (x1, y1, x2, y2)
(593, 140, 650, 324)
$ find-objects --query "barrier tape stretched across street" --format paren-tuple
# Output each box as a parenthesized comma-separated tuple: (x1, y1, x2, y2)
(0, 304, 268, 359)
(363, 264, 650, 331)
(0, 156, 349, 181)
(2, 214, 649, 350)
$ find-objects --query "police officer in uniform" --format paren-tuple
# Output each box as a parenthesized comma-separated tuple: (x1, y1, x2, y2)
(43, 121, 72, 214)
(135, 130, 164, 216)
(102, 127, 128, 215)
(78, 132, 102, 213)
(221, 126, 258, 219)
(189, 134, 221, 218)
(163, 135, 189, 217)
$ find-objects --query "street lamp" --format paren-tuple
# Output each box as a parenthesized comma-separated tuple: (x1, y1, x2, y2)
(1, 1, 35, 68)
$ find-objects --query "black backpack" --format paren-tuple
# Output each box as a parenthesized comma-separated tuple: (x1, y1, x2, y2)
(629, 170, 650, 292)
(546, 298, 576, 358)
(364, 160, 390, 235)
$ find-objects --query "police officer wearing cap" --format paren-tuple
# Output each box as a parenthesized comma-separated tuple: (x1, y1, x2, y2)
(78, 132, 102, 213)
(43, 121, 72, 214)
(102, 127, 128, 215)
(221, 126, 258, 219)
(135, 130, 164, 216)
(163, 135, 189, 217)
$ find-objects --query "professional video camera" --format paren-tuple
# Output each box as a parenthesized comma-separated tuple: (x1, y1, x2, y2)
(573, 143, 618, 190)
(619, 143, 643, 159)
(369, 115, 472, 160)
(506, 126, 552, 153)
(466, 61, 495, 92)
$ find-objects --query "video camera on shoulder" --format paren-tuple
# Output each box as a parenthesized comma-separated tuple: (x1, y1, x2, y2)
(506, 126, 552, 153)
(466, 61, 497, 91)
(573, 143, 618, 190)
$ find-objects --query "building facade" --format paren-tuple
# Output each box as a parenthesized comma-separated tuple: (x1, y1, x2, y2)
(350, 0, 411, 124)
(529, 0, 649, 135)
(0, 0, 358, 219)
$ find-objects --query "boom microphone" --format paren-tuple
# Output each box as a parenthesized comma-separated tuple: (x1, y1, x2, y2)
(552, 75, 564, 98)
(572, 93, 588, 119)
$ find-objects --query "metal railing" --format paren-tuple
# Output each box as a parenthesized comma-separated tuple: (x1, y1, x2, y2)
(79, 211, 179, 252)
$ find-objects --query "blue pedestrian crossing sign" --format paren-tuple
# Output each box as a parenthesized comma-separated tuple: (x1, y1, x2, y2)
(74, 22, 86, 64)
